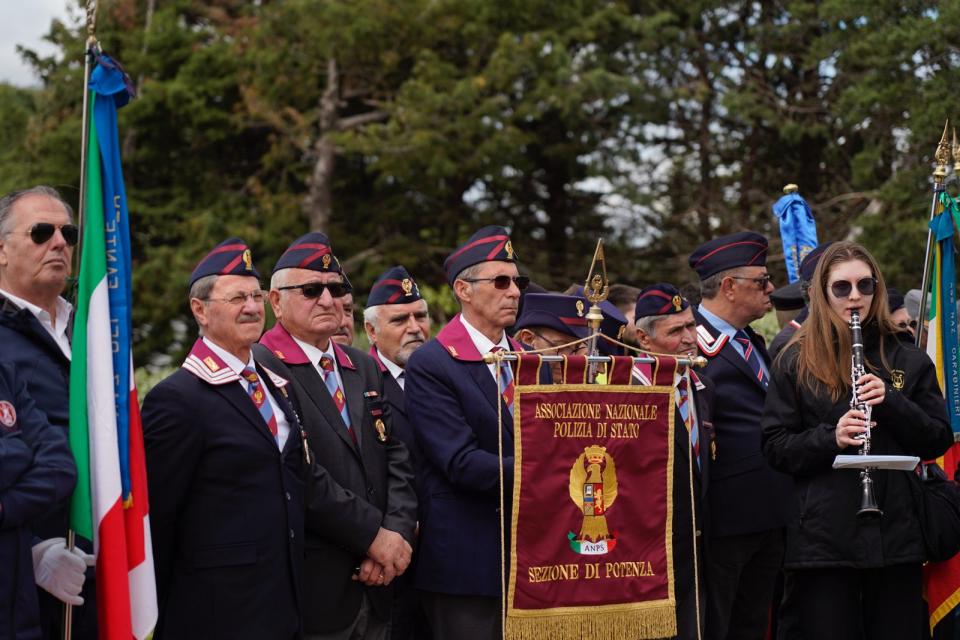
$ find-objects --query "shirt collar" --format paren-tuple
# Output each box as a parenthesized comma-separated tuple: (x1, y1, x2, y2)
(0, 288, 72, 328)
(201, 336, 254, 376)
(376, 349, 405, 381)
(696, 304, 739, 341)
(460, 314, 509, 355)
(292, 335, 337, 369)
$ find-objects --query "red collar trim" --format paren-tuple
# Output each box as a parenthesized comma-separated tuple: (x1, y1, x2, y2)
(368, 346, 388, 373)
(259, 323, 356, 370)
(181, 338, 241, 385)
(436, 314, 523, 361)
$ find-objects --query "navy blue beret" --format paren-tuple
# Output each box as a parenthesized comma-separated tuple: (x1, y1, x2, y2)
(513, 293, 590, 339)
(770, 281, 805, 311)
(887, 287, 905, 313)
(444, 225, 517, 284)
(635, 283, 689, 320)
(368, 265, 422, 306)
(189, 237, 260, 287)
(688, 231, 768, 279)
(273, 232, 342, 274)
(799, 241, 832, 282)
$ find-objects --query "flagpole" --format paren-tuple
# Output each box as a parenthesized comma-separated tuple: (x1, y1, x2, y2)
(916, 121, 950, 349)
(65, 2, 98, 639)
(74, 0, 99, 288)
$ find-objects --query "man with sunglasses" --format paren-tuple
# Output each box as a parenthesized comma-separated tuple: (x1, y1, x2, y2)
(405, 225, 535, 640)
(0, 186, 98, 640)
(257, 233, 417, 640)
(688, 231, 793, 640)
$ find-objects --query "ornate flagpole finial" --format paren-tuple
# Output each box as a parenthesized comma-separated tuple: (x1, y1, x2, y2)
(934, 119, 950, 184)
(782, 183, 799, 194)
(952, 127, 960, 174)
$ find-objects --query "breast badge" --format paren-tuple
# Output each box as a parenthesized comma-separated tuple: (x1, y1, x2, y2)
(567, 445, 618, 554)
(375, 419, 388, 442)
(0, 400, 16, 431)
(891, 369, 905, 390)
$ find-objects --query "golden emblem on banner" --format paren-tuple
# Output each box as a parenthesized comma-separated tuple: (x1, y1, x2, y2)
(569, 445, 618, 543)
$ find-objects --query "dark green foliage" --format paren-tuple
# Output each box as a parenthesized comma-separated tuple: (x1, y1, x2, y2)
(1, 0, 956, 365)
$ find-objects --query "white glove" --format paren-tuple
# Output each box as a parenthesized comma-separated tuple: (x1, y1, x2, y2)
(31, 537, 94, 606)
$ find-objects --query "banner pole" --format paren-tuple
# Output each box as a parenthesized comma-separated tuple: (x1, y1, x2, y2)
(916, 121, 950, 349)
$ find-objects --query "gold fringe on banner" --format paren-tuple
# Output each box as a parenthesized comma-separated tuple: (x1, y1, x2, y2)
(505, 604, 677, 640)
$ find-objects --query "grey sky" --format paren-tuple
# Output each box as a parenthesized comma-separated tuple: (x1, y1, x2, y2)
(0, 0, 74, 86)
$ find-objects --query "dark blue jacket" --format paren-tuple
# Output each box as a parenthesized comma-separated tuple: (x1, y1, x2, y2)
(693, 308, 794, 536)
(405, 315, 532, 597)
(0, 362, 77, 640)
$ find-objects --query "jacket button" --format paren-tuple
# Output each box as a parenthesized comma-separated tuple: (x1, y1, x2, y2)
(290, 529, 295, 539)
(285, 492, 291, 501)
(695, 529, 702, 537)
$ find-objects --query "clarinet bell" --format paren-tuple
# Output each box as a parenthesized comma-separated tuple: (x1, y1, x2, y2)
(857, 471, 883, 519)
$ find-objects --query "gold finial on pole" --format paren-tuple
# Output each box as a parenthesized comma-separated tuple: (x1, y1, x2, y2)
(783, 183, 799, 194)
(934, 119, 950, 184)
(582, 240, 608, 382)
(952, 127, 960, 174)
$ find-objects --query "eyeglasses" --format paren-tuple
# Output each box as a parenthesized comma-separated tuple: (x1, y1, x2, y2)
(533, 331, 586, 355)
(461, 275, 530, 291)
(203, 290, 266, 306)
(19, 223, 79, 246)
(728, 274, 772, 288)
(278, 281, 351, 299)
(829, 277, 877, 299)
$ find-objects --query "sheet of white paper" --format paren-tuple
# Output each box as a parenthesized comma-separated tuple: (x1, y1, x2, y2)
(832, 455, 920, 471)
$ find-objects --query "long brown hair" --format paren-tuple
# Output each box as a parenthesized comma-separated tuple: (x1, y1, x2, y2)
(791, 241, 899, 401)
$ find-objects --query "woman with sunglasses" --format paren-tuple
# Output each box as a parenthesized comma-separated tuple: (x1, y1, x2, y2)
(761, 241, 951, 639)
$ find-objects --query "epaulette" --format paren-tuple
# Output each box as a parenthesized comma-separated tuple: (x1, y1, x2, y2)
(696, 324, 728, 357)
(182, 353, 240, 385)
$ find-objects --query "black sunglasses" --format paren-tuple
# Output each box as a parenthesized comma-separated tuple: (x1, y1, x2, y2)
(461, 275, 530, 291)
(26, 223, 79, 246)
(278, 281, 351, 299)
(829, 277, 877, 299)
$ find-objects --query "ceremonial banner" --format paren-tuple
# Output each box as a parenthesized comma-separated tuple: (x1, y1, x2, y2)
(69, 53, 157, 639)
(923, 191, 960, 633)
(772, 189, 818, 283)
(506, 355, 677, 639)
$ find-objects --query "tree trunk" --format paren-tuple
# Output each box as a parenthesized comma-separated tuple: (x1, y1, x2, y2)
(303, 58, 339, 232)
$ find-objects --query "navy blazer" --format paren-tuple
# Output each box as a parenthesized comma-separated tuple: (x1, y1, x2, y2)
(0, 363, 76, 640)
(693, 308, 793, 537)
(404, 315, 526, 597)
(142, 340, 306, 640)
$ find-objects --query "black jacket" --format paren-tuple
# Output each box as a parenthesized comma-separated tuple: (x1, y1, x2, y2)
(761, 327, 952, 569)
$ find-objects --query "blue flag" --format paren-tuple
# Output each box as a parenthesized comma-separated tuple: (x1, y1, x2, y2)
(773, 191, 818, 283)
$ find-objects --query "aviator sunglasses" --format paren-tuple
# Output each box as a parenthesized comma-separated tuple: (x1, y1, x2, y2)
(278, 281, 352, 299)
(461, 275, 531, 291)
(22, 222, 79, 247)
(829, 277, 877, 299)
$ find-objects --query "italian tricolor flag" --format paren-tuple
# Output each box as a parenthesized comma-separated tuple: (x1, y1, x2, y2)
(68, 53, 157, 640)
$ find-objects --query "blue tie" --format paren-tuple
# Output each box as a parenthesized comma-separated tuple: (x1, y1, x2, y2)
(734, 329, 768, 389)
(319, 355, 353, 431)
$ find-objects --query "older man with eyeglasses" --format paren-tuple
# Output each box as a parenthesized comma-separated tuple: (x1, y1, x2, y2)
(142, 237, 315, 639)
(0, 185, 100, 640)
(256, 233, 417, 640)
(688, 231, 794, 640)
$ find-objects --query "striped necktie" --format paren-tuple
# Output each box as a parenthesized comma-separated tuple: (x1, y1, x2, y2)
(676, 376, 700, 471)
(734, 329, 768, 388)
(242, 367, 278, 440)
(319, 355, 353, 431)
(490, 346, 515, 418)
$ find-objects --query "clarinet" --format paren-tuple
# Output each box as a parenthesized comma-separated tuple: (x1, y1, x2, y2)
(850, 309, 882, 518)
